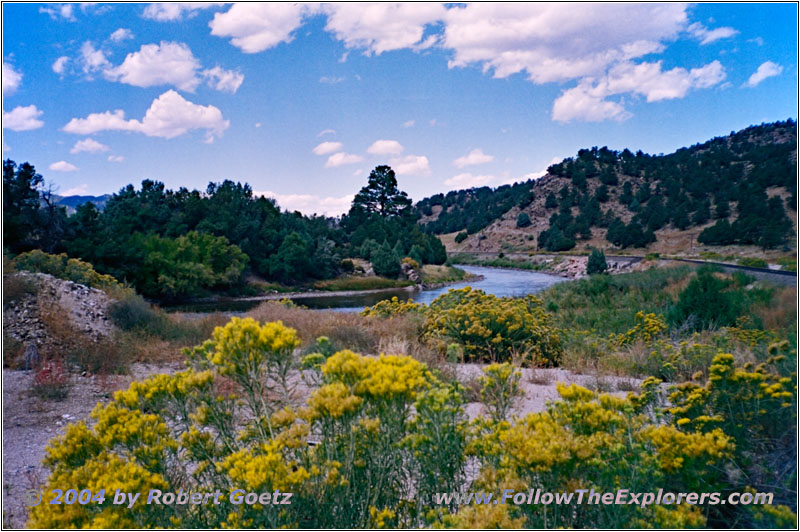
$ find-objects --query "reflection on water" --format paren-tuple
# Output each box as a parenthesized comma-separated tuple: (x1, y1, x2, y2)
(168, 265, 566, 315)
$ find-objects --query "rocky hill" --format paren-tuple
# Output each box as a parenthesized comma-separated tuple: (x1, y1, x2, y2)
(3, 272, 114, 367)
(418, 120, 797, 258)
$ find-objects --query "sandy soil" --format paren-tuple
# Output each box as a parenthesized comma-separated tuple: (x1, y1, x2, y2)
(1, 361, 639, 527)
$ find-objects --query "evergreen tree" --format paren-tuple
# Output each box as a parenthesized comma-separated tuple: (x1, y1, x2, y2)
(586, 248, 608, 274)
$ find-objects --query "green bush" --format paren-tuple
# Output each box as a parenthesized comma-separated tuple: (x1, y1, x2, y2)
(11, 250, 130, 297)
(670, 267, 743, 330)
(109, 293, 169, 333)
(516, 212, 531, 228)
(737, 257, 768, 268)
(371, 242, 401, 278)
(586, 248, 608, 274)
(454, 231, 468, 243)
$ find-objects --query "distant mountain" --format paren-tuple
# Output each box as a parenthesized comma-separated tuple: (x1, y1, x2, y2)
(52, 194, 112, 213)
(416, 120, 797, 255)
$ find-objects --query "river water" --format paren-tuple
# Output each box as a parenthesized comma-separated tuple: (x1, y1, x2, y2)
(169, 265, 566, 314)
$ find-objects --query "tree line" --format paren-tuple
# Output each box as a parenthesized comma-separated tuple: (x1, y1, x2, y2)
(3, 162, 444, 300)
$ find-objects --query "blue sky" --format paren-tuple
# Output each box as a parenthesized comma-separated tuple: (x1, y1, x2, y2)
(2, 3, 797, 215)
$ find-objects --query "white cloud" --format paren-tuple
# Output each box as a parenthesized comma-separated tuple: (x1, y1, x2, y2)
(442, 4, 687, 83)
(748, 37, 765, 47)
(367, 139, 404, 155)
(80, 41, 110, 74)
(453, 148, 494, 168)
(256, 191, 355, 216)
(319, 76, 345, 84)
(110, 28, 134, 42)
(70, 138, 110, 154)
(62, 183, 89, 195)
(52, 56, 70, 75)
(688, 22, 738, 45)
(389, 154, 430, 176)
(202, 66, 244, 93)
(402, 120, 415, 128)
(317, 128, 336, 137)
(313, 141, 343, 156)
(743, 61, 783, 88)
(40, 4, 75, 21)
(325, 152, 364, 168)
(143, 3, 222, 22)
(63, 90, 229, 142)
(2, 105, 44, 131)
(323, 3, 445, 55)
(210, 3, 314, 53)
(445, 173, 496, 188)
(254, 122, 262, 128)
(50, 161, 79, 172)
(2, 63, 22, 94)
(108, 155, 124, 162)
(552, 60, 725, 122)
(105, 41, 201, 91)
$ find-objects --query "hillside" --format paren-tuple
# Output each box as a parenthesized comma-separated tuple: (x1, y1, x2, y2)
(418, 120, 797, 258)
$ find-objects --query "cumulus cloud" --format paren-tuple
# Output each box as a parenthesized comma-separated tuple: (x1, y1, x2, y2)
(108, 155, 124, 162)
(210, 3, 314, 53)
(688, 22, 738, 45)
(70, 138, 110, 154)
(313, 141, 343, 156)
(256, 191, 355, 216)
(453, 148, 494, 168)
(325, 152, 364, 168)
(80, 41, 111, 74)
(110, 28, 134, 42)
(367, 139, 404, 155)
(2, 105, 44, 131)
(323, 3, 445, 55)
(52, 56, 70, 75)
(63, 90, 229, 142)
(49, 161, 79, 172)
(105, 41, 201, 91)
(40, 4, 75, 21)
(2, 63, 22, 95)
(389, 154, 430, 176)
(143, 3, 223, 22)
(743, 61, 783, 88)
(202, 66, 245, 93)
(445, 173, 496, 188)
(442, 4, 687, 83)
(553, 60, 726, 122)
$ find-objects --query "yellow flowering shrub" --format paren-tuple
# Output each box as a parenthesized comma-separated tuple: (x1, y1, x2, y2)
(11, 249, 132, 297)
(30, 315, 795, 529)
(361, 296, 423, 317)
(615, 311, 668, 346)
(424, 287, 563, 365)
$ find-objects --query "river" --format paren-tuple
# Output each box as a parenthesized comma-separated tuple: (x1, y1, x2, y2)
(169, 265, 566, 314)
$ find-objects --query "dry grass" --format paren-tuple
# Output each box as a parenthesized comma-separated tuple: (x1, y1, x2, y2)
(528, 367, 553, 385)
(753, 286, 796, 331)
(2, 274, 39, 307)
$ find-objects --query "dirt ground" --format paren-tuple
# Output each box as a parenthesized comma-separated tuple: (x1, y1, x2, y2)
(1, 361, 639, 527)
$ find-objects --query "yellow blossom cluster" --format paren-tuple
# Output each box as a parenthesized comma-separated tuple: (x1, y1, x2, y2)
(615, 311, 668, 346)
(361, 296, 423, 317)
(424, 287, 563, 365)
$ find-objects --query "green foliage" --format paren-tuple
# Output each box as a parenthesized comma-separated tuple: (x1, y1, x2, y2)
(133, 231, 248, 299)
(424, 287, 563, 365)
(371, 242, 401, 278)
(515, 212, 531, 228)
(670, 268, 743, 330)
(586, 248, 608, 274)
(11, 250, 130, 297)
(454, 231, 468, 243)
(737, 257, 768, 268)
